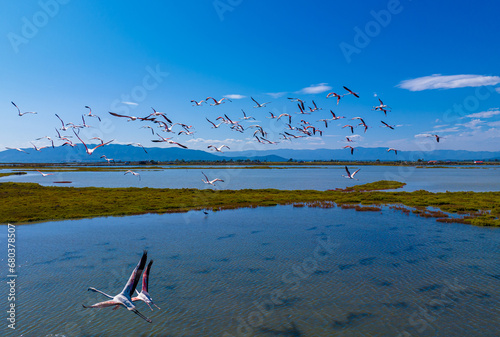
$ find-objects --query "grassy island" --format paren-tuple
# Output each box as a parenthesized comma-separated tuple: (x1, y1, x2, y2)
(1, 180, 499, 227)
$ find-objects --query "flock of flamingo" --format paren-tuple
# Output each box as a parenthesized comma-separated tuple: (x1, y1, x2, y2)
(8, 85, 442, 184)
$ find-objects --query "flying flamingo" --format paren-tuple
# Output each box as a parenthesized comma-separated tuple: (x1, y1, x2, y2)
(84, 106, 101, 121)
(83, 251, 152, 323)
(191, 99, 206, 106)
(127, 143, 148, 153)
(277, 113, 292, 123)
(342, 125, 355, 134)
(101, 155, 114, 163)
(109, 111, 152, 122)
(240, 110, 256, 121)
(373, 98, 391, 112)
(326, 92, 344, 104)
(30, 142, 50, 152)
(342, 166, 360, 180)
(380, 121, 395, 130)
(5, 147, 29, 154)
(251, 97, 270, 108)
(73, 129, 114, 155)
(206, 97, 231, 106)
(11, 101, 37, 116)
(55, 114, 68, 131)
(206, 118, 223, 128)
(125, 170, 141, 180)
(343, 86, 359, 98)
(345, 136, 354, 142)
(432, 134, 442, 143)
(329, 110, 345, 120)
(36, 170, 54, 177)
(202, 172, 224, 186)
(343, 145, 355, 155)
(208, 145, 230, 153)
(387, 148, 398, 155)
(132, 260, 160, 311)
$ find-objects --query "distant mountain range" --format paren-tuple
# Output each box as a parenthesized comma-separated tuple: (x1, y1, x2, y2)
(0, 145, 498, 163)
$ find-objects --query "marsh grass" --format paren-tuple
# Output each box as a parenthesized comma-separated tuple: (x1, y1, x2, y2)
(0, 181, 498, 226)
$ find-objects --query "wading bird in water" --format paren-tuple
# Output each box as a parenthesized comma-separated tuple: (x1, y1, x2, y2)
(83, 251, 152, 323)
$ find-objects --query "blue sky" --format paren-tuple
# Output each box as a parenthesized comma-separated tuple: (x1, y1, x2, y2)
(1, 0, 500, 155)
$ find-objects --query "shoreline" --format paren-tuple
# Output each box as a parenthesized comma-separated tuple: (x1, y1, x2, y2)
(1, 181, 498, 227)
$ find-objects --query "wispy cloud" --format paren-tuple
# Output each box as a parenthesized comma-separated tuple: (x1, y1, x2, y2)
(121, 101, 138, 106)
(487, 121, 500, 127)
(414, 133, 433, 138)
(266, 92, 287, 98)
(224, 94, 246, 100)
(460, 119, 484, 130)
(465, 108, 500, 119)
(397, 74, 500, 91)
(496, 87, 500, 94)
(297, 83, 332, 94)
(433, 124, 449, 129)
(431, 127, 460, 133)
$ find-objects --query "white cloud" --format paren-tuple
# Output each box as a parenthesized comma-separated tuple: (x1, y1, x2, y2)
(224, 94, 246, 100)
(431, 127, 460, 133)
(487, 121, 500, 127)
(121, 101, 138, 106)
(397, 74, 500, 91)
(460, 119, 484, 129)
(465, 108, 500, 119)
(433, 124, 449, 129)
(266, 92, 287, 98)
(297, 83, 332, 94)
(414, 133, 433, 138)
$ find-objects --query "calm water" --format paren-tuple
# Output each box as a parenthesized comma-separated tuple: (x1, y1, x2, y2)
(1, 165, 500, 192)
(1, 206, 499, 336)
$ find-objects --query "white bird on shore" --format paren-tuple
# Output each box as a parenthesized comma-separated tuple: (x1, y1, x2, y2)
(132, 260, 160, 311)
(342, 166, 360, 180)
(83, 251, 152, 323)
(202, 172, 224, 186)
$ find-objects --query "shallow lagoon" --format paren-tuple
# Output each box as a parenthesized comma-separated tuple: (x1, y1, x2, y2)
(1, 206, 498, 336)
(1, 165, 500, 192)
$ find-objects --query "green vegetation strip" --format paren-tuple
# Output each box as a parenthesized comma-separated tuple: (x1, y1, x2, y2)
(1, 181, 499, 226)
